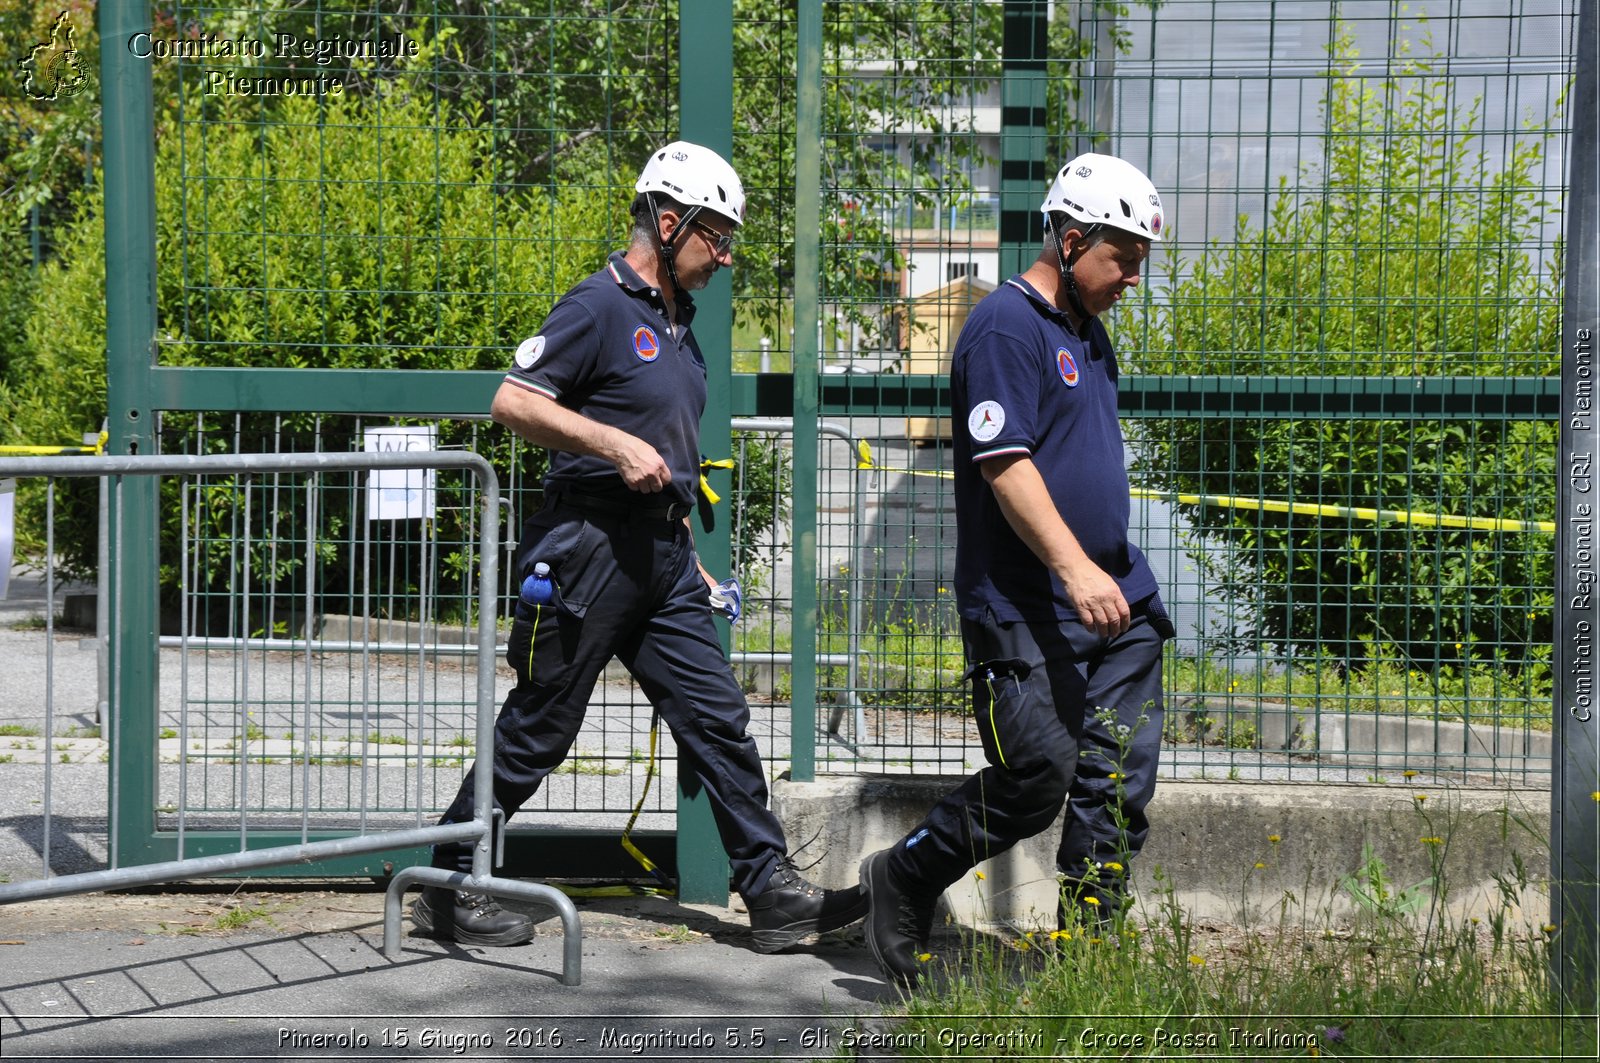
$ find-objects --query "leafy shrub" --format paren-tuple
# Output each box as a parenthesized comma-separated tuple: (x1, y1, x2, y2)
(1129, 29, 1562, 674)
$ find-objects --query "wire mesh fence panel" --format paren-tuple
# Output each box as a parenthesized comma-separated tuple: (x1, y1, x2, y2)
(0, 453, 505, 888)
(108, 1, 700, 847)
(802, 0, 1571, 786)
(154, 414, 690, 834)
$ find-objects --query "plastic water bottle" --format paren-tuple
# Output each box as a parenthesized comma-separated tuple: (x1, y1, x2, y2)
(516, 562, 555, 622)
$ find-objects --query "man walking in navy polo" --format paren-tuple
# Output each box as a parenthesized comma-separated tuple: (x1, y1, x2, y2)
(859, 154, 1176, 987)
(415, 142, 864, 952)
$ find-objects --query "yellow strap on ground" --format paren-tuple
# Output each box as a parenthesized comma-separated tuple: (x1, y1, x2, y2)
(852, 447, 1552, 534)
(620, 714, 675, 893)
(699, 457, 734, 506)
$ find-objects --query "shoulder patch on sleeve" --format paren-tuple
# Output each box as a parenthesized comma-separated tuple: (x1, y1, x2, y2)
(514, 335, 546, 369)
(968, 400, 1005, 442)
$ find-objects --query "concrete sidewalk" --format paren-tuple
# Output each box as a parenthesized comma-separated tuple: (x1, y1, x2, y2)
(0, 884, 901, 1061)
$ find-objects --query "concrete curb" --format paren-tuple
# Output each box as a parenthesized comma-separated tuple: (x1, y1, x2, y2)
(773, 776, 1552, 929)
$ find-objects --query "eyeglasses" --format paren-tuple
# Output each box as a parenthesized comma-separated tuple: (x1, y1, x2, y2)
(691, 219, 736, 257)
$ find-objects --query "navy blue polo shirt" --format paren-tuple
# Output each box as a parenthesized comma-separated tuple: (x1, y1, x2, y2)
(952, 275, 1156, 623)
(502, 252, 705, 507)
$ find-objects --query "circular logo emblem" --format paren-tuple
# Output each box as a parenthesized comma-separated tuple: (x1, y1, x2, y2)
(514, 335, 546, 369)
(1150, 212, 1163, 236)
(633, 325, 660, 362)
(1057, 347, 1080, 388)
(968, 400, 1005, 443)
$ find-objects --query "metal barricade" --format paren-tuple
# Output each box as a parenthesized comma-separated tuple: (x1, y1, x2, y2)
(0, 452, 580, 985)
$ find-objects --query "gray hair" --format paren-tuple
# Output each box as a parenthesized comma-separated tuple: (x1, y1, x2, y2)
(1044, 212, 1107, 254)
(630, 192, 689, 249)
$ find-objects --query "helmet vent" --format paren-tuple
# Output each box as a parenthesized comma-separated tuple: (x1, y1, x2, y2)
(717, 186, 727, 203)
(1120, 200, 1133, 218)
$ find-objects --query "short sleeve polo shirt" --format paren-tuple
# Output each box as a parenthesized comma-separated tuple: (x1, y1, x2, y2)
(951, 275, 1157, 623)
(502, 252, 706, 507)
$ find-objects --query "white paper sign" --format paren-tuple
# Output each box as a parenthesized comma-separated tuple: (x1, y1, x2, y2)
(364, 426, 437, 521)
(0, 479, 14, 600)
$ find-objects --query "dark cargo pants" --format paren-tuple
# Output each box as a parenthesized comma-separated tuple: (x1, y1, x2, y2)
(431, 499, 787, 899)
(886, 594, 1172, 902)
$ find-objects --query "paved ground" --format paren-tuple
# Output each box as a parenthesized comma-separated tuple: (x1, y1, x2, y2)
(0, 567, 927, 1062)
(0, 882, 917, 1062)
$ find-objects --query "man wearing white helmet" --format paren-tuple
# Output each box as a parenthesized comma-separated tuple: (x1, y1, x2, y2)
(414, 141, 865, 952)
(858, 153, 1175, 987)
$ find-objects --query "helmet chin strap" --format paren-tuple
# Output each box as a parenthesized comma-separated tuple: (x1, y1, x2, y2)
(645, 195, 703, 298)
(1050, 214, 1096, 329)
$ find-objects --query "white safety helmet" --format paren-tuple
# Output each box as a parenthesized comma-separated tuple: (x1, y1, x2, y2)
(1040, 152, 1164, 242)
(635, 140, 746, 227)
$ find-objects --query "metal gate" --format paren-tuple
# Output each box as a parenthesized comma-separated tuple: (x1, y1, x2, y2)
(0, 451, 580, 983)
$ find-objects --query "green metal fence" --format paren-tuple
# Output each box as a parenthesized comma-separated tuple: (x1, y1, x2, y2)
(46, 0, 1573, 884)
(789, 0, 1572, 789)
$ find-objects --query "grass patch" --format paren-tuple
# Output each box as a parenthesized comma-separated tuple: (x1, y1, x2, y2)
(552, 756, 622, 777)
(836, 795, 1588, 1061)
(366, 731, 410, 746)
(1165, 642, 1551, 731)
(170, 902, 277, 936)
(0, 724, 42, 738)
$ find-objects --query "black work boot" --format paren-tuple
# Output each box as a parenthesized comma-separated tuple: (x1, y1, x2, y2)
(859, 848, 938, 988)
(745, 857, 869, 953)
(410, 887, 535, 947)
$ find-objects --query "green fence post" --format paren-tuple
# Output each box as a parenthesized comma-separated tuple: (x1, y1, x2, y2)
(1554, 0, 1600, 1008)
(99, 1, 162, 868)
(998, 0, 1049, 279)
(789, 0, 822, 784)
(677, 0, 736, 905)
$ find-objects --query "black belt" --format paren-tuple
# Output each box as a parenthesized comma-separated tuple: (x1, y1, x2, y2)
(547, 489, 693, 522)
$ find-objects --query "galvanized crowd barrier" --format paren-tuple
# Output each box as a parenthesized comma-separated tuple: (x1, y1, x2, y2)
(0, 451, 581, 985)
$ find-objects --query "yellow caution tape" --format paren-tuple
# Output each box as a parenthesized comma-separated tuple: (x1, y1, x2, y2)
(1129, 487, 1554, 535)
(0, 438, 106, 457)
(851, 447, 1553, 534)
(856, 440, 953, 480)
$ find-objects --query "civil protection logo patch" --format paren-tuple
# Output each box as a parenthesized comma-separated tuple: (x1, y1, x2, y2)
(968, 400, 1005, 442)
(633, 325, 660, 362)
(1057, 346, 1080, 387)
(514, 334, 545, 369)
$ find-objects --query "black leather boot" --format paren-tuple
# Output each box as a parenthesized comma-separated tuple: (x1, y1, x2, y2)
(859, 848, 938, 988)
(745, 857, 869, 953)
(410, 887, 535, 947)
